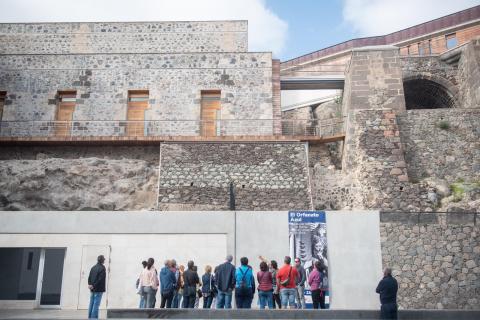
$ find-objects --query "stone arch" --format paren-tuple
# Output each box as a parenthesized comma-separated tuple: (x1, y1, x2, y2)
(402, 74, 458, 110)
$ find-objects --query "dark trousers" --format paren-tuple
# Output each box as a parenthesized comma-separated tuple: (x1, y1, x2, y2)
(203, 294, 213, 308)
(273, 293, 281, 309)
(381, 303, 398, 319)
(235, 291, 253, 309)
(160, 291, 174, 308)
(182, 293, 196, 308)
(311, 289, 326, 309)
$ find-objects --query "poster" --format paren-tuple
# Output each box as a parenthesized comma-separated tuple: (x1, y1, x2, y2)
(288, 210, 329, 309)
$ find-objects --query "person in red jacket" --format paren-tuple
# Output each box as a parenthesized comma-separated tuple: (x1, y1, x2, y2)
(275, 256, 299, 309)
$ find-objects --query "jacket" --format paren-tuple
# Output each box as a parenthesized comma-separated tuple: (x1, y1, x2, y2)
(183, 269, 200, 288)
(308, 268, 321, 291)
(201, 273, 215, 294)
(235, 265, 255, 289)
(159, 266, 176, 294)
(295, 264, 306, 286)
(214, 262, 236, 292)
(376, 275, 398, 305)
(88, 263, 106, 292)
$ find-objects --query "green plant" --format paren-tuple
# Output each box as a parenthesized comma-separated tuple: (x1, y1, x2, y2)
(437, 120, 450, 130)
(450, 182, 465, 202)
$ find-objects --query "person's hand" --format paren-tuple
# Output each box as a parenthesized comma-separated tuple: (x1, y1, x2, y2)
(88, 285, 93, 290)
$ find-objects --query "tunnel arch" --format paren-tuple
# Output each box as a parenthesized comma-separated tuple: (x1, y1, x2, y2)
(402, 76, 457, 110)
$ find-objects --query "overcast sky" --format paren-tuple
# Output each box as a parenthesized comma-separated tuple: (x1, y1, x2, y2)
(0, 0, 478, 60)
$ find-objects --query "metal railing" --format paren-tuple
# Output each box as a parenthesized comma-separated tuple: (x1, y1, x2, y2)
(0, 118, 346, 138)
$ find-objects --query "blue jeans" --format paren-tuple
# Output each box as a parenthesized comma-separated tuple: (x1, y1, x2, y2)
(280, 288, 296, 308)
(258, 290, 274, 309)
(216, 290, 233, 309)
(235, 290, 253, 309)
(139, 294, 145, 308)
(88, 292, 103, 319)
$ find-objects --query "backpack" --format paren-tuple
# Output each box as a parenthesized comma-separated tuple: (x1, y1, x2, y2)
(280, 267, 292, 286)
(237, 267, 251, 296)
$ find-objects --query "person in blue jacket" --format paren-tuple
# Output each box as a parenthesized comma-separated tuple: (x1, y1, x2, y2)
(159, 260, 177, 308)
(235, 257, 256, 309)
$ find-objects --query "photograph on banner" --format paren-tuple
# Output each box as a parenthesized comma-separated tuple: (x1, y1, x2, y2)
(288, 210, 329, 308)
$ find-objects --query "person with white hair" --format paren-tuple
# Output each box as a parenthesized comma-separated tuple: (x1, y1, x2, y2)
(214, 254, 236, 309)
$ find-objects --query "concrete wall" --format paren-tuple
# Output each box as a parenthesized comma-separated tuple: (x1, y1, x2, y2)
(0, 21, 248, 54)
(0, 210, 381, 310)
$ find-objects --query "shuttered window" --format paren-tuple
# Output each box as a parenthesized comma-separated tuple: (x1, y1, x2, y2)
(55, 90, 77, 136)
(200, 90, 221, 136)
(127, 90, 149, 136)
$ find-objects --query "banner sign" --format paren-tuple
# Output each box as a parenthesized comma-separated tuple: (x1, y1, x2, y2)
(288, 211, 329, 309)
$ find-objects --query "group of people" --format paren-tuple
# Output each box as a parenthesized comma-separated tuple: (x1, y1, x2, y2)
(136, 254, 329, 310)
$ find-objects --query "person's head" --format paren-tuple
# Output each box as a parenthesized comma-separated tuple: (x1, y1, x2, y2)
(147, 258, 154, 270)
(142, 260, 147, 268)
(171, 259, 177, 268)
(226, 254, 233, 263)
(314, 260, 323, 271)
(187, 260, 194, 269)
(164, 259, 171, 267)
(384, 268, 392, 277)
(179, 265, 185, 272)
(260, 261, 268, 272)
(205, 265, 212, 274)
(294, 258, 301, 267)
(97, 255, 105, 264)
(240, 257, 248, 266)
(270, 260, 278, 270)
(284, 256, 291, 265)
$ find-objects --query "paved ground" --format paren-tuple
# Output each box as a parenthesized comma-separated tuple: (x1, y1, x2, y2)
(0, 309, 106, 319)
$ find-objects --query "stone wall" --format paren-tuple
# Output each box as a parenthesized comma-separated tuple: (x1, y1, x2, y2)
(0, 52, 273, 135)
(380, 212, 479, 309)
(0, 21, 247, 54)
(0, 145, 159, 211)
(157, 142, 312, 210)
(458, 38, 480, 108)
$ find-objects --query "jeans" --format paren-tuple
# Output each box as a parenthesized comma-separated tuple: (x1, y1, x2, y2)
(141, 286, 156, 308)
(182, 293, 196, 308)
(160, 291, 174, 308)
(258, 290, 274, 309)
(273, 292, 281, 309)
(235, 290, 253, 309)
(280, 288, 296, 308)
(139, 294, 145, 308)
(88, 292, 103, 319)
(311, 289, 325, 309)
(203, 294, 214, 308)
(296, 285, 306, 309)
(216, 290, 233, 309)
(381, 303, 398, 319)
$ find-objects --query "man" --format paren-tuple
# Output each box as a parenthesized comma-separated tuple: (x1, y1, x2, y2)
(234, 257, 255, 309)
(294, 258, 306, 309)
(88, 255, 106, 319)
(214, 254, 236, 309)
(170, 259, 180, 308)
(276, 256, 299, 309)
(376, 268, 398, 320)
(159, 260, 176, 308)
(182, 260, 200, 308)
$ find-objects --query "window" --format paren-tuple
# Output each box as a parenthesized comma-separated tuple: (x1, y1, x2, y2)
(407, 45, 411, 55)
(427, 40, 432, 54)
(418, 43, 424, 56)
(200, 90, 221, 136)
(55, 90, 77, 136)
(0, 248, 40, 300)
(126, 90, 149, 136)
(446, 33, 457, 49)
(0, 91, 6, 121)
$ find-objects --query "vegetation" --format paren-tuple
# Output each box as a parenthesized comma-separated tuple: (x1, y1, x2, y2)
(437, 120, 450, 130)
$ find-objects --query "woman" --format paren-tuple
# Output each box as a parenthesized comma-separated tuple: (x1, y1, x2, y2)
(139, 258, 159, 308)
(270, 260, 281, 309)
(177, 264, 185, 308)
(137, 260, 147, 308)
(201, 265, 215, 308)
(308, 260, 325, 309)
(257, 261, 274, 309)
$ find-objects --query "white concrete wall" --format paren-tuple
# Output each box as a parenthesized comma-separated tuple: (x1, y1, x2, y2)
(0, 210, 381, 310)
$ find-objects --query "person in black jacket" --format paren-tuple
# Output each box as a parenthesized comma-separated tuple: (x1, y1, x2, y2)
(87, 255, 106, 319)
(182, 260, 200, 308)
(214, 254, 236, 309)
(376, 268, 398, 320)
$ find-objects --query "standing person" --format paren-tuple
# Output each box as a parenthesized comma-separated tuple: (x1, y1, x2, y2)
(201, 265, 215, 309)
(257, 261, 274, 309)
(87, 255, 106, 319)
(139, 258, 159, 308)
(193, 266, 201, 308)
(177, 264, 185, 308)
(276, 256, 299, 309)
(170, 259, 180, 308)
(182, 261, 200, 308)
(270, 260, 281, 309)
(294, 258, 307, 309)
(308, 260, 324, 309)
(159, 260, 176, 308)
(214, 255, 236, 309)
(137, 261, 147, 308)
(234, 257, 255, 309)
(376, 268, 398, 320)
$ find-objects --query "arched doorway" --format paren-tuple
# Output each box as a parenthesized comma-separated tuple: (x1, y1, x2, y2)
(403, 78, 456, 109)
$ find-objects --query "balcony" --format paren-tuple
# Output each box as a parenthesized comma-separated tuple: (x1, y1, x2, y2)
(0, 118, 346, 145)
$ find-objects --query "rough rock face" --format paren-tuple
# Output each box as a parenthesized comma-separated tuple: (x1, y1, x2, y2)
(0, 157, 158, 211)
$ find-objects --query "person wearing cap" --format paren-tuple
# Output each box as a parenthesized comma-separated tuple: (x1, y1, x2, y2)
(214, 254, 236, 309)
(87, 255, 106, 319)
